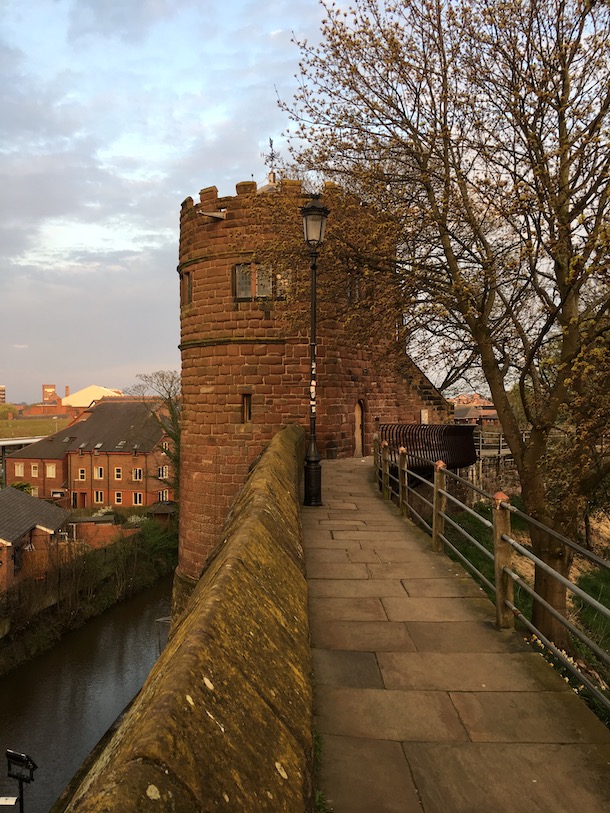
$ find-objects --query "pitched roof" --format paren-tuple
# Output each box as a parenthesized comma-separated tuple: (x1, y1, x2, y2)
(7, 399, 164, 460)
(62, 385, 123, 407)
(0, 487, 70, 544)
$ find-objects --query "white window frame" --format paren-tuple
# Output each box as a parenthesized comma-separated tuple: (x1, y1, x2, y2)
(31, 464, 39, 477)
(114, 467, 122, 480)
(79, 469, 86, 480)
(133, 492, 143, 506)
(46, 463, 56, 478)
(158, 489, 169, 502)
(94, 490, 104, 504)
(115, 492, 122, 504)
(158, 465, 169, 480)
(94, 466, 104, 480)
(14, 463, 24, 477)
(132, 468, 143, 482)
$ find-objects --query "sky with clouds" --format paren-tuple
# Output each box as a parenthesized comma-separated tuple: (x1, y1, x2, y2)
(1, 0, 324, 404)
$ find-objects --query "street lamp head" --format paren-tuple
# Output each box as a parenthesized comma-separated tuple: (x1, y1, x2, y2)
(6, 750, 37, 784)
(301, 196, 329, 249)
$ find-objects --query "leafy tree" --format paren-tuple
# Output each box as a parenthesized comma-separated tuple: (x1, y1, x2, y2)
(284, 0, 610, 646)
(126, 371, 181, 503)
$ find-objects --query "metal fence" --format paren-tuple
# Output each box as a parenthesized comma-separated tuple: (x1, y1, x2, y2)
(373, 436, 610, 716)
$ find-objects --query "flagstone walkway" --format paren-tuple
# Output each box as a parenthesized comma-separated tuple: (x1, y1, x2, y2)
(301, 457, 610, 813)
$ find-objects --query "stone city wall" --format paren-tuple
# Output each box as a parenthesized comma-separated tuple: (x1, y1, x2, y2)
(57, 425, 314, 813)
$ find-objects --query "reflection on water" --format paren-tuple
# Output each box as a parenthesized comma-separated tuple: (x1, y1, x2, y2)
(0, 576, 172, 813)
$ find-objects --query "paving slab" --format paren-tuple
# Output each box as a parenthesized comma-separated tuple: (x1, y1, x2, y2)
(309, 620, 417, 652)
(401, 576, 484, 597)
(303, 457, 610, 813)
(308, 578, 407, 598)
(312, 649, 384, 689)
(317, 735, 422, 813)
(403, 742, 610, 813)
(381, 595, 493, 622)
(377, 651, 573, 692)
(315, 686, 469, 741)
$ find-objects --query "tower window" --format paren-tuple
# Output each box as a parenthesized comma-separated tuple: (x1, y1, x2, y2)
(241, 393, 252, 423)
(181, 270, 193, 305)
(233, 264, 286, 301)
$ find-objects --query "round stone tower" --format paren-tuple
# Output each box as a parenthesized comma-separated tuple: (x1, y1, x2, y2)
(174, 178, 450, 608)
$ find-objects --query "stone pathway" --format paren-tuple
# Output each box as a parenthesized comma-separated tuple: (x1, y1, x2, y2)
(301, 457, 610, 813)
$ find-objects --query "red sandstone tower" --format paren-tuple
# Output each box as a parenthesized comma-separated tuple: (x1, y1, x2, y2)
(174, 178, 449, 606)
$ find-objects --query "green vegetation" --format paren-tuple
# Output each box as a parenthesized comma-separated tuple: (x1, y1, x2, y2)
(0, 521, 178, 677)
(441, 497, 533, 621)
(313, 731, 333, 813)
(0, 415, 72, 438)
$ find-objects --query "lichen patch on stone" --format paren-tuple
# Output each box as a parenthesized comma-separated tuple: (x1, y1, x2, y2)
(275, 762, 288, 780)
(206, 709, 225, 733)
(146, 785, 161, 801)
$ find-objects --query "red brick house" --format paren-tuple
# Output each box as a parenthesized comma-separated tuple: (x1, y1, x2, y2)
(5, 399, 174, 510)
(0, 486, 70, 591)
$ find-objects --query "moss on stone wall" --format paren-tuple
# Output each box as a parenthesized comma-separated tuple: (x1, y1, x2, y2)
(58, 425, 312, 812)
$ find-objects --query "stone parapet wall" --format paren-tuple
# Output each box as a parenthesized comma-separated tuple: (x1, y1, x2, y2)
(57, 424, 313, 813)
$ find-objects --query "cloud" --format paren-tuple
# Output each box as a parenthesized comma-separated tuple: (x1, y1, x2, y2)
(0, 0, 324, 403)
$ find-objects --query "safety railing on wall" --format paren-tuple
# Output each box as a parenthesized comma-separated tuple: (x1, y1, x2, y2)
(374, 436, 610, 717)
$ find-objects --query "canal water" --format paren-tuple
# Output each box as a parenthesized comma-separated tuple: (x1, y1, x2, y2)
(0, 576, 172, 812)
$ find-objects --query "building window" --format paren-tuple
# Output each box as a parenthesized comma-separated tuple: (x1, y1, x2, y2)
(233, 263, 285, 301)
(115, 492, 122, 504)
(94, 491, 104, 504)
(133, 492, 143, 505)
(132, 468, 143, 481)
(158, 465, 169, 480)
(241, 393, 252, 423)
(46, 463, 56, 478)
(14, 463, 24, 478)
(31, 464, 38, 477)
(94, 466, 103, 480)
(79, 469, 86, 480)
(115, 467, 122, 480)
(30, 487, 39, 497)
(158, 489, 169, 502)
(162, 441, 170, 452)
(180, 270, 193, 305)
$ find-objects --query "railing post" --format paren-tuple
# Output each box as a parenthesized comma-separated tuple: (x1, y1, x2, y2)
(493, 491, 514, 628)
(381, 441, 390, 500)
(431, 460, 446, 553)
(398, 447, 408, 517)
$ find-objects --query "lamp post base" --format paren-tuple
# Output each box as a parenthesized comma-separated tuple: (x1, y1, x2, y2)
(303, 459, 322, 506)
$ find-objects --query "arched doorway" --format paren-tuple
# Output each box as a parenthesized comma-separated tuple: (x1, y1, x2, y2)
(354, 400, 365, 457)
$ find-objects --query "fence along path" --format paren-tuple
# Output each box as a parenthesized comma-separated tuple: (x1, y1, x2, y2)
(302, 457, 610, 813)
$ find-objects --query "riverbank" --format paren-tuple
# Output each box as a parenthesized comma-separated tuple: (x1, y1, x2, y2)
(0, 577, 172, 813)
(0, 522, 177, 677)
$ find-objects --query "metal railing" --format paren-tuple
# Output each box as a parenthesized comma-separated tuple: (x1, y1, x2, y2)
(374, 437, 610, 716)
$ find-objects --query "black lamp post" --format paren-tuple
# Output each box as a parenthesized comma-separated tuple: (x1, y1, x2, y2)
(6, 750, 37, 813)
(301, 195, 329, 506)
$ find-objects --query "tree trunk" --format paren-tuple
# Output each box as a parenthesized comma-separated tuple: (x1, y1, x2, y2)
(529, 526, 574, 652)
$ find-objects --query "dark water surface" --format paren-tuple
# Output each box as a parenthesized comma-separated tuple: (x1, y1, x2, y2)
(0, 576, 172, 812)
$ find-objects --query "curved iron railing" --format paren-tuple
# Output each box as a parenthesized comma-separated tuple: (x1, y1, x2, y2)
(377, 422, 477, 471)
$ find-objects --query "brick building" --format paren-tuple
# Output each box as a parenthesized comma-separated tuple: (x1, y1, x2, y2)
(5, 399, 174, 510)
(175, 177, 452, 603)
